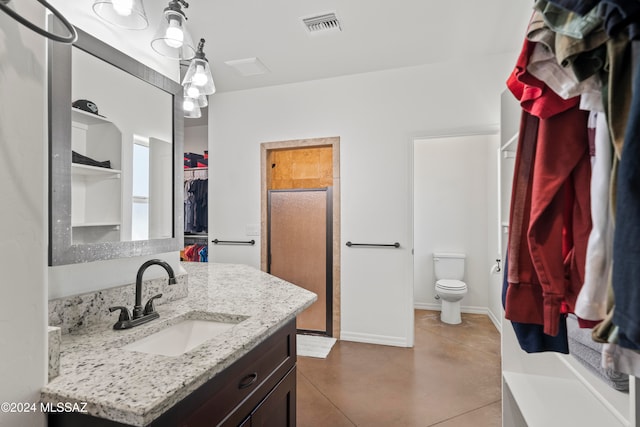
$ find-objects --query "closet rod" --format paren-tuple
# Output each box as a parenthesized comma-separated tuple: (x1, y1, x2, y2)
(346, 241, 400, 248)
(184, 168, 208, 179)
(212, 239, 255, 245)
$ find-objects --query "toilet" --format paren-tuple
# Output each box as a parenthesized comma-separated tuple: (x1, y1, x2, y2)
(433, 253, 467, 324)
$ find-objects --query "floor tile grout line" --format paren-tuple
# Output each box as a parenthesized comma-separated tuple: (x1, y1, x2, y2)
(298, 368, 359, 427)
(425, 399, 502, 427)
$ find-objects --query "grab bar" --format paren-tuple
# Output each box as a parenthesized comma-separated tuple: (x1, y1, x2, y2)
(212, 239, 256, 245)
(346, 241, 400, 248)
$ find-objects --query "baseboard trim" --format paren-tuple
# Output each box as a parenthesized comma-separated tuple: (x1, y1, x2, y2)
(340, 331, 410, 348)
(414, 303, 502, 333)
(414, 302, 488, 315)
(414, 302, 440, 311)
(487, 309, 502, 333)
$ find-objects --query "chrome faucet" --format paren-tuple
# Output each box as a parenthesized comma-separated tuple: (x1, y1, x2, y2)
(108, 259, 177, 330)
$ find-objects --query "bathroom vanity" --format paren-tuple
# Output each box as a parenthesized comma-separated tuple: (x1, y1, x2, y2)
(42, 263, 316, 427)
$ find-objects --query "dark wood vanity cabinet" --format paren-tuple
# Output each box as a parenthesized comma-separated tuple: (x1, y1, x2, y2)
(235, 366, 296, 427)
(48, 319, 297, 427)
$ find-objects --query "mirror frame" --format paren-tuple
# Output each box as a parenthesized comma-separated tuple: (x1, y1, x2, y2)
(48, 26, 183, 266)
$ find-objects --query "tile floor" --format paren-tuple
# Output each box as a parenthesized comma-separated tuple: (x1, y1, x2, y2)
(296, 310, 502, 427)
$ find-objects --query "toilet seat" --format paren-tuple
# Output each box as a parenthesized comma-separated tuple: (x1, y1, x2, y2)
(436, 279, 467, 291)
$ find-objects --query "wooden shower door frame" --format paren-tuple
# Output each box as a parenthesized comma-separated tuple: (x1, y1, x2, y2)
(260, 137, 341, 338)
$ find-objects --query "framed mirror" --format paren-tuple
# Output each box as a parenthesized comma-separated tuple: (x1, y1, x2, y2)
(48, 25, 183, 266)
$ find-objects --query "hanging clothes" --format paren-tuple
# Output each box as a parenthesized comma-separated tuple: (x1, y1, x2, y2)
(612, 53, 640, 350)
(191, 178, 208, 233)
(596, 1, 640, 39)
(544, 0, 599, 16)
(184, 180, 196, 233)
(198, 245, 208, 262)
(575, 111, 614, 324)
(505, 1, 640, 379)
(503, 253, 570, 354)
(504, 102, 592, 337)
(184, 176, 208, 233)
(504, 30, 592, 339)
(182, 243, 208, 262)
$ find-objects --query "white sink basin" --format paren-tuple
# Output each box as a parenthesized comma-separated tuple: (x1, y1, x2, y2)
(122, 319, 238, 357)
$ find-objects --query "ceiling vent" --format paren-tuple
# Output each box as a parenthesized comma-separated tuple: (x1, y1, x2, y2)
(302, 13, 342, 34)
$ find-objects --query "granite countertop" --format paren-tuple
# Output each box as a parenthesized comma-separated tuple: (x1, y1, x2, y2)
(41, 262, 317, 426)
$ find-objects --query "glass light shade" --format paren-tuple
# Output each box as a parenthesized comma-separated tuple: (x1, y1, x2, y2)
(182, 87, 207, 107)
(93, 0, 148, 30)
(151, 10, 195, 60)
(183, 96, 201, 118)
(196, 94, 208, 108)
(182, 58, 216, 95)
(184, 83, 201, 98)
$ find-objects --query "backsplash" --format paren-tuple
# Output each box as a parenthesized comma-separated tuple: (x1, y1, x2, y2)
(49, 274, 188, 334)
(48, 326, 61, 382)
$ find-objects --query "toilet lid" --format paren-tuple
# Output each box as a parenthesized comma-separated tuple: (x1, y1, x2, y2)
(436, 279, 467, 290)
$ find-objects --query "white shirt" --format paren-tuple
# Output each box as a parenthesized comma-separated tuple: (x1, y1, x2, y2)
(575, 111, 614, 322)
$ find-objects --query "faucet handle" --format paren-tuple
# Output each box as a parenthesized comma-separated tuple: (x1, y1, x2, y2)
(143, 293, 163, 315)
(109, 306, 132, 322)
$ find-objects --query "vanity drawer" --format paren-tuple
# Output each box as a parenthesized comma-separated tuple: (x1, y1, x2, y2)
(162, 318, 296, 427)
(200, 324, 296, 426)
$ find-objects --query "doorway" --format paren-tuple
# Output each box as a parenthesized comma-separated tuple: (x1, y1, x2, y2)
(412, 132, 500, 323)
(260, 137, 341, 338)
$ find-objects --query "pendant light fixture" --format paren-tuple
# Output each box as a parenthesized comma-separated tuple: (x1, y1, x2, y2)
(182, 92, 207, 118)
(183, 96, 202, 118)
(182, 38, 216, 96)
(92, 0, 148, 30)
(151, 0, 196, 60)
(196, 94, 208, 108)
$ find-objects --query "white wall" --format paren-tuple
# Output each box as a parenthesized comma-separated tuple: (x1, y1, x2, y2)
(413, 134, 499, 313)
(0, 5, 47, 426)
(209, 52, 516, 346)
(185, 125, 208, 155)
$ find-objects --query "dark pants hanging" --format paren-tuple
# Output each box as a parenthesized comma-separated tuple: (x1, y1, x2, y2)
(612, 43, 640, 350)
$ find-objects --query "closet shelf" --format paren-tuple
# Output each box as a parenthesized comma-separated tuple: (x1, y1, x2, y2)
(71, 108, 112, 126)
(72, 222, 120, 228)
(503, 371, 627, 426)
(71, 163, 121, 177)
(555, 353, 630, 422)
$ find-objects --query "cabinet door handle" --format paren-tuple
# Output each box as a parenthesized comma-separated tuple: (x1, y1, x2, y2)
(238, 372, 258, 389)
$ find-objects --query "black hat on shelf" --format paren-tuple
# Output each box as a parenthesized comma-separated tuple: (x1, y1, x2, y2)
(72, 99, 105, 117)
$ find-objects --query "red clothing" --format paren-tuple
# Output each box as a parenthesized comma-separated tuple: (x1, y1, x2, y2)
(506, 37, 578, 119)
(505, 106, 591, 336)
(506, 111, 545, 324)
(525, 106, 592, 336)
(505, 35, 592, 337)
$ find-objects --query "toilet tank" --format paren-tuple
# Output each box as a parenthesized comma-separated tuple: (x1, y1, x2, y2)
(433, 253, 466, 280)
